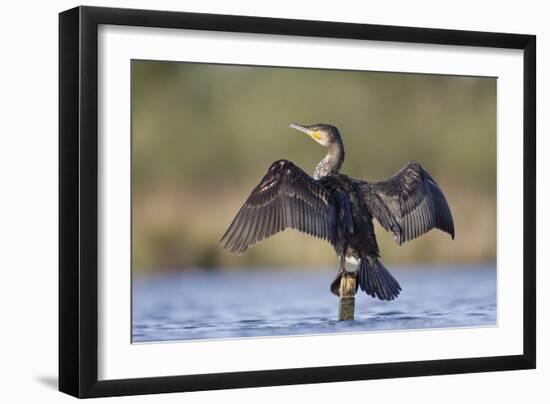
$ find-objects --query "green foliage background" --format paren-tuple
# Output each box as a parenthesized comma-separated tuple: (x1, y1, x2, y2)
(132, 60, 496, 274)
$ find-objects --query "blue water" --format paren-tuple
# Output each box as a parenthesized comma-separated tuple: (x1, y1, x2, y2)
(132, 264, 496, 343)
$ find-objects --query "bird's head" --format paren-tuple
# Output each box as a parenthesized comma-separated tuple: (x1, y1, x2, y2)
(289, 123, 342, 148)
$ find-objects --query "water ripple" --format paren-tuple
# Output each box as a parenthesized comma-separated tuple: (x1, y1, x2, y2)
(132, 265, 496, 342)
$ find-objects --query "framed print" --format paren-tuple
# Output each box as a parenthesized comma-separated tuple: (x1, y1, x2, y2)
(59, 6, 536, 398)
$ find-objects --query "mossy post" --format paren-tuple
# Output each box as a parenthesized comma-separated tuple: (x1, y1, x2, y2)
(338, 272, 357, 321)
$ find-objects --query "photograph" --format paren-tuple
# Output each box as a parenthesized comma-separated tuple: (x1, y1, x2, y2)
(131, 60, 497, 343)
(55, 3, 538, 399)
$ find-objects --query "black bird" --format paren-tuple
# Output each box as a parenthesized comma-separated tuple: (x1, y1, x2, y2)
(220, 124, 455, 301)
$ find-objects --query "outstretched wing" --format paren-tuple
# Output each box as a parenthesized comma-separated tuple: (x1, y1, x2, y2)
(356, 161, 454, 245)
(220, 159, 337, 254)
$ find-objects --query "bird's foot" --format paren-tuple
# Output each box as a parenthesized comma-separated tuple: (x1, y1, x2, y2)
(330, 268, 345, 297)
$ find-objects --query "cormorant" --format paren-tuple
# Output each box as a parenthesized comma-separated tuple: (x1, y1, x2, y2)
(220, 123, 455, 301)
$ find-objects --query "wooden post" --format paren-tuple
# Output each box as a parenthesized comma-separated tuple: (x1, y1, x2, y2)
(338, 272, 357, 321)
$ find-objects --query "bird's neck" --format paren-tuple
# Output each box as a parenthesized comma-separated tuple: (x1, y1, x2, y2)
(314, 140, 345, 180)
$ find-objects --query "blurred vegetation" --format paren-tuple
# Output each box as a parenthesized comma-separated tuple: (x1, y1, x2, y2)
(132, 60, 496, 274)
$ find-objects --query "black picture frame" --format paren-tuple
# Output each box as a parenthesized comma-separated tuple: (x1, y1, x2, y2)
(59, 5, 536, 398)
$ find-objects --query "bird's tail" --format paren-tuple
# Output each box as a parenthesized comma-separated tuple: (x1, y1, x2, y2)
(358, 257, 401, 301)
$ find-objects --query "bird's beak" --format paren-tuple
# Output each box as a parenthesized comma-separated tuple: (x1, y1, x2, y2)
(289, 123, 313, 135)
(289, 123, 321, 140)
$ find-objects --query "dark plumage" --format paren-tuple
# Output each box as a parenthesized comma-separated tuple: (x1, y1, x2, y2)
(220, 123, 455, 301)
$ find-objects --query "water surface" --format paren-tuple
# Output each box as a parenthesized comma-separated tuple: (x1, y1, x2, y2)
(132, 264, 496, 343)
